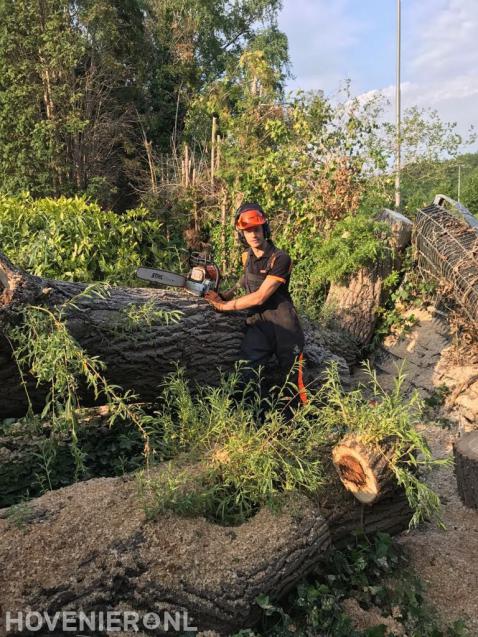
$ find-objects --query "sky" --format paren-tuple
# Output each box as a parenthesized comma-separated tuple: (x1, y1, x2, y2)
(277, 0, 478, 151)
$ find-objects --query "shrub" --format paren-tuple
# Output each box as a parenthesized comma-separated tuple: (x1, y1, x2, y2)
(0, 193, 179, 284)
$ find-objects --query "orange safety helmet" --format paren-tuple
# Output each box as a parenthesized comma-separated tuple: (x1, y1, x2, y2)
(235, 208, 267, 230)
(234, 203, 270, 244)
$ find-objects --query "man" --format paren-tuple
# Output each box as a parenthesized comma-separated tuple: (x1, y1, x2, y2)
(205, 202, 307, 405)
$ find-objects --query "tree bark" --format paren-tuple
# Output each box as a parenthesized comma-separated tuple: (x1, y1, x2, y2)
(0, 251, 355, 419)
(454, 431, 478, 509)
(0, 464, 411, 634)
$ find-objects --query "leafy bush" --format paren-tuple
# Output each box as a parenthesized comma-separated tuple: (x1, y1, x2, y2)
(0, 193, 180, 283)
(0, 413, 144, 508)
(6, 285, 182, 476)
(280, 213, 391, 317)
(319, 361, 447, 527)
(138, 365, 329, 525)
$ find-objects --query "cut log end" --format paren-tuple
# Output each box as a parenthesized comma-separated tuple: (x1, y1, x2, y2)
(0, 251, 30, 308)
(454, 431, 478, 510)
(332, 435, 396, 505)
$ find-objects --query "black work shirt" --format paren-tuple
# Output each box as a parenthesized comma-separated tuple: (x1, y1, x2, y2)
(240, 241, 294, 306)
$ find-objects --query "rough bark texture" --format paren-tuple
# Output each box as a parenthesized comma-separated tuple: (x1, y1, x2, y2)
(323, 209, 413, 348)
(332, 435, 397, 504)
(0, 251, 354, 420)
(0, 465, 412, 635)
(454, 431, 478, 509)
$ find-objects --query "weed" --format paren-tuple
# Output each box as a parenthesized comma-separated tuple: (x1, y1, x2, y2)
(318, 361, 448, 526)
(33, 437, 58, 492)
(234, 533, 469, 637)
(6, 284, 179, 475)
(138, 365, 329, 525)
(139, 361, 444, 527)
(424, 384, 451, 410)
(103, 300, 183, 342)
(370, 251, 439, 351)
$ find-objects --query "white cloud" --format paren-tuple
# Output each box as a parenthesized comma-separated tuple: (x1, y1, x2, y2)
(407, 0, 478, 80)
(402, 0, 477, 146)
(279, 0, 478, 149)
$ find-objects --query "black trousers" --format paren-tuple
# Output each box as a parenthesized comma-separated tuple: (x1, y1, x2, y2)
(238, 314, 306, 411)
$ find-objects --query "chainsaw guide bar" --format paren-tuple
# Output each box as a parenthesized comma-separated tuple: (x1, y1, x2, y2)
(136, 267, 186, 287)
(136, 252, 221, 297)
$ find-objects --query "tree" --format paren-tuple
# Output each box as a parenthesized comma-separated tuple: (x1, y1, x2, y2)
(0, 0, 288, 208)
(0, 0, 150, 205)
(0, 0, 84, 195)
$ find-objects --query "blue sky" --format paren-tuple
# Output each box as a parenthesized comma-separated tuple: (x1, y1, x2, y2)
(277, 0, 477, 149)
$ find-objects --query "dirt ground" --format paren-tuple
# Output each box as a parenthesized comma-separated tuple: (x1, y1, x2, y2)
(352, 306, 478, 633)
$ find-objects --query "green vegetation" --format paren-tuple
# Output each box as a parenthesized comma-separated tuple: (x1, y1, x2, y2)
(138, 365, 328, 524)
(5, 285, 181, 476)
(0, 0, 285, 205)
(400, 152, 478, 217)
(370, 250, 439, 351)
(0, 413, 144, 508)
(4, 293, 443, 527)
(0, 194, 178, 283)
(137, 362, 443, 527)
(235, 532, 468, 637)
(1, 2, 475, 633)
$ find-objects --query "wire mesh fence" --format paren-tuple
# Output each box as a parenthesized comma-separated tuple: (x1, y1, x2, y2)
(413, 195, 478, 328)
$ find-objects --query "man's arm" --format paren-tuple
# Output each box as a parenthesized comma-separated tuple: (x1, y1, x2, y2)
(206, 276, 281, 311)
(218, 272, 246, 301)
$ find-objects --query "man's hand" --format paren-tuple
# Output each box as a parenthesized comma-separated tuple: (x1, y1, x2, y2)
(204, 290, 227, 312)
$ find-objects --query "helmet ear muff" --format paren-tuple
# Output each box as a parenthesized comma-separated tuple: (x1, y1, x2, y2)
(236, 224, 270, 246)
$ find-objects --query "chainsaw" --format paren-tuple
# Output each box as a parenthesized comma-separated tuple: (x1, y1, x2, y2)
(136, 251, 221, 297)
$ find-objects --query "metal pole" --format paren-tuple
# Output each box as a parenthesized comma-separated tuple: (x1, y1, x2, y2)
(458, 164, 462, 202)
(395, 0, 401, 210)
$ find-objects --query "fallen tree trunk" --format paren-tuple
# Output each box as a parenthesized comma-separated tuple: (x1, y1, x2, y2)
(0, 251, 355, 419)
(0, 465, 412, 634)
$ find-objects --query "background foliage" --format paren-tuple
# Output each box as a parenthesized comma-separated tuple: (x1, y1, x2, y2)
(0, 194, 179, 283)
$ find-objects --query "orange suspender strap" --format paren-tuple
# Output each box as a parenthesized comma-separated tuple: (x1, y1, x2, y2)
(241, 251, 248, 268)
(268, 252, 277, 270)
(297, 353, 308, 404)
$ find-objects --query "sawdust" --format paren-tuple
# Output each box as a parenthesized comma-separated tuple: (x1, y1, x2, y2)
(341, 598, 406, 636)
(352, 306, 478, 633)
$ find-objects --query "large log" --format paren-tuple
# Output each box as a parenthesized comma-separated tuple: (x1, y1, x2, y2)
(332, 434, 397, 504)
(0, 251, 355, 420)
(0, 464, 412, 635)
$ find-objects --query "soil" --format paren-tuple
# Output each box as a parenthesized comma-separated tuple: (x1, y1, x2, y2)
(351, 306, 478, 634)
